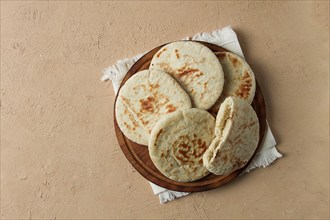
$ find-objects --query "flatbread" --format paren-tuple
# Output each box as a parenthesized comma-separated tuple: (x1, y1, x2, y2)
(115, 69, 192, 145)
(210, 52, 256, 112)
(150, 41, 224, 110)
(203, 96, 259, 175)
(149, 108, 215, 182)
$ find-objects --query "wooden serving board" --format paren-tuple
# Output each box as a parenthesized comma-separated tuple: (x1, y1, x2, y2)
(114, 41, 266, 192)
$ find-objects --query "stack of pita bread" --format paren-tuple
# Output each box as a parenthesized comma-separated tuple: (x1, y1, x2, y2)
(115, 41, 259, 182)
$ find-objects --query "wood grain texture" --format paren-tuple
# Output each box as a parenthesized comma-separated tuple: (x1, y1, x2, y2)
(114, 41, 266, 192)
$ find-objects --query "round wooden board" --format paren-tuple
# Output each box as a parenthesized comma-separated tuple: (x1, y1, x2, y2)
(114, 41, 266, 192)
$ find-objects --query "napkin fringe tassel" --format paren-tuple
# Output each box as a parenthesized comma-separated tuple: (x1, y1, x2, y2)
(101, 53, 144, 82)
(191, 25, 235, 45)
(159, 191, 190, 204)
(245, 147, 283, 173)
(189, 26, 245, 58)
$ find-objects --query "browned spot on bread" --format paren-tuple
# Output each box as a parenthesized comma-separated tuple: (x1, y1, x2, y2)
(199, 158, 203, 164)
(139, 96, 155, 113)
(158, 62, 170, 69)
(121, 96, 130, 105)
(178, 149, 190, 159)
(121, 103, 139, 131)
(155, 129, 163, 142)
(173, 135, 207, 164)
(133, 84, 147, 92)
(180, 143, 189, 150)
(156, 48, 167, 58)
(216, 52, 227, 60)
(227, 154, 245, 170)
(193, 139, 207, 157)
(173, 136, 190, 163)
(157, 95, 170, 106)
(166, 104, 176, 113)
(232, 157, 246, 169)
(203, 82, 207, 90)
(175, 49, 180, 59)
(242, 70, 252, 81)
(121, 107, 138, 129)
(124, 122, 131, 130)
(177, 142, 191, 162)
(157, 62, 174, 75)
(194, 72, 203, 78)
(235, 70, 252, 99)
(132, 121, 138, 130)
(124, 121, 137, 131)
(149, 83, 159, 91)
(228, 54, 241, 68)
(239, 120, 258, 130)
(141, 119, 149, 126)
(177, 67, 200, 78)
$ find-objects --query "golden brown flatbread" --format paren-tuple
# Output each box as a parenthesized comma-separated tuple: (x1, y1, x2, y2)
(149, 108, 215, 182)
(203, 97, 259, 175)
(115, 69, 192, 145)
(210, 52, 256, 112)
(150, 41, 224, 110)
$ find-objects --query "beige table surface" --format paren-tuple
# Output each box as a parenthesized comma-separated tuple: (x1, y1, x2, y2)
(1, 1, 329, 219)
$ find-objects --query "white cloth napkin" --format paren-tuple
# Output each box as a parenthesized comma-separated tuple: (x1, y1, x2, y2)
(102, 26, 282, 204)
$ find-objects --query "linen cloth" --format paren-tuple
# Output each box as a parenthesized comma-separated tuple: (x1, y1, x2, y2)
(101, 26, 282, 203)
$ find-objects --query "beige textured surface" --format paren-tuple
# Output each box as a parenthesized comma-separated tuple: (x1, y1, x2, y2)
(1, 1, 329, 219)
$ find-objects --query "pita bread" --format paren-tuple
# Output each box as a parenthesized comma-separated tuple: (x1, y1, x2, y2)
(203, 96, 259, 175)
(115, 69, 192, 145)
(149, 108, 215, 182)
(150, 41, 224, 110)
(210, 52, 256, 112)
